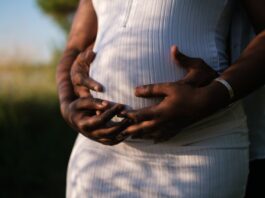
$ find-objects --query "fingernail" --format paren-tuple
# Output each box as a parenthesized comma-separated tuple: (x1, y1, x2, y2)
(95, 85, 103, 92)
(94, 86, 100, 91)
(102, 101, 108, 106)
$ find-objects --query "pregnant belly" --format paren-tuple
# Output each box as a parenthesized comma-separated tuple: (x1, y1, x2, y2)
(89, 43, 186, 110)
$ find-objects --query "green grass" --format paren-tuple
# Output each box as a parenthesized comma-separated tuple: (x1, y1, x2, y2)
(0, 64, 76, 198)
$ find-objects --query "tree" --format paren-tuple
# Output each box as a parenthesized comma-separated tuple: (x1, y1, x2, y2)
(37, 0, 79, 33)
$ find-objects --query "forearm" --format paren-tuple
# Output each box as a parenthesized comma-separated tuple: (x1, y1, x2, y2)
(56, 0, 97, 110)
(56, 49, 79, 109)
(204, 30, 265, 113)
(222, 30, 265, 101)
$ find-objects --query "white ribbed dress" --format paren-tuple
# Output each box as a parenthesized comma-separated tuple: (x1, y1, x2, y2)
(67, 0, 249, 197)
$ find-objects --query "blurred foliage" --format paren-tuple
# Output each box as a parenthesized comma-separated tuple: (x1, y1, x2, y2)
(0, 1, 82, 197)
(37, 0, 79, 32)
(0, 64, 76, 197)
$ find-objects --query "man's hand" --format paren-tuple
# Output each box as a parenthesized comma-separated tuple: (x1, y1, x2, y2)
(171, 46, 219, 87)
(119, 45, 219, 142)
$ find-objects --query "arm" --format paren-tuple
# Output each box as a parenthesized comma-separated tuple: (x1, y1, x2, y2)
(56, 0, 97, 112)
(205, 0, 265, 111)
(56, 0, 130, 145)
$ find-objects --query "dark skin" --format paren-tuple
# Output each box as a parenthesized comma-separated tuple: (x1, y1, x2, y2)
(69, 44, 219, 143)
(56, 0, 131, 145)
(57, 0, 265, 145)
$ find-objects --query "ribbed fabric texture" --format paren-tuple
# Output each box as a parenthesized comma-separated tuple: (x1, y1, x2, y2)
(90, 0, 235, 110)
(67, 1, 250, 197)
(67, 134, 248, 198)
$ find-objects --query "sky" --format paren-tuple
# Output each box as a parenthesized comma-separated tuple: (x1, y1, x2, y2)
(0, 0, 65, 64)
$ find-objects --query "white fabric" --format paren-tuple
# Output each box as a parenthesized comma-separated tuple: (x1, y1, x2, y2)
(67, 133, 248, 198)
(67, 1, 250, 197)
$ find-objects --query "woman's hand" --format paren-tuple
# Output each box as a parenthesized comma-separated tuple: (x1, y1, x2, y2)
(71, 45, 103, 98)
(119, 46, 220, 142)
(62, 47, 131, 146)
(62, 98, 131, 145)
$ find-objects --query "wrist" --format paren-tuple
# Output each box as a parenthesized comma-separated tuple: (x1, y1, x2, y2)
(200, 80, 231, 114)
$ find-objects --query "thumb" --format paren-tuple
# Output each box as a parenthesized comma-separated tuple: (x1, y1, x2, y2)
(171, 45, 195, 71)
(135, 84, 168, 98)
(78, 48, 96, 67)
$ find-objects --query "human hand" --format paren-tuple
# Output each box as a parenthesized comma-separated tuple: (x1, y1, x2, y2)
(62, 46, 131, 145)
(70, 45, 104, 98)
(61, 98, 131, 145)
(172, 46, 219, 86)
(119, 45, 219, 143)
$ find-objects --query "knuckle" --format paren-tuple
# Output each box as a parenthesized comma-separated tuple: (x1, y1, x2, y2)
(135, 113, 144, 123)
(149, 119, 158, 126)
(91, 98, 102, 106)
(78, 52, 86, 62)
(76, 120, 85, 130)
(144, 85, 153, 94)
(86, 118, 95, 128)
(95, 116, 104, 124)
(74, 87, 81, 97)
(73, 74, 82, 85)
(69, 102, 76, 111)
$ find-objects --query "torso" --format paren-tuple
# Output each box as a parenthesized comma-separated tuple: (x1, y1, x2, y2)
(66, 2, 250, 196)
(90, 0, 235, 110)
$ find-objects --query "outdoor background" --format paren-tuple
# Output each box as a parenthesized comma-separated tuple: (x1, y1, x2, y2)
(0, 0, 80, 197)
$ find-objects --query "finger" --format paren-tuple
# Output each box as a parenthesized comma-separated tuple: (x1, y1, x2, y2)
(96, 110, 102, 116)
(179, 70, 202, 86)
(120, 106, 160, 123)
(135, 83, 172, 97)
(71, 63, 85, 87)
(73, 98, 110, 111)
(96, 136, 127, 146)
(81, 104, 125, 131)
(74, 86, 91, 98)
(171, 45, 195, 69)
(78, 49, 96, 67)
(82, 77, 104, 92)
(153, 124, 182, 143)
(121, 120, 159, 136)
(89, 118, 132, 138)
(179, 66, 219, 87)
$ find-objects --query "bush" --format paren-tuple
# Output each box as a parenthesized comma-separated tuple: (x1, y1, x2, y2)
(0, 65, 76, 197)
